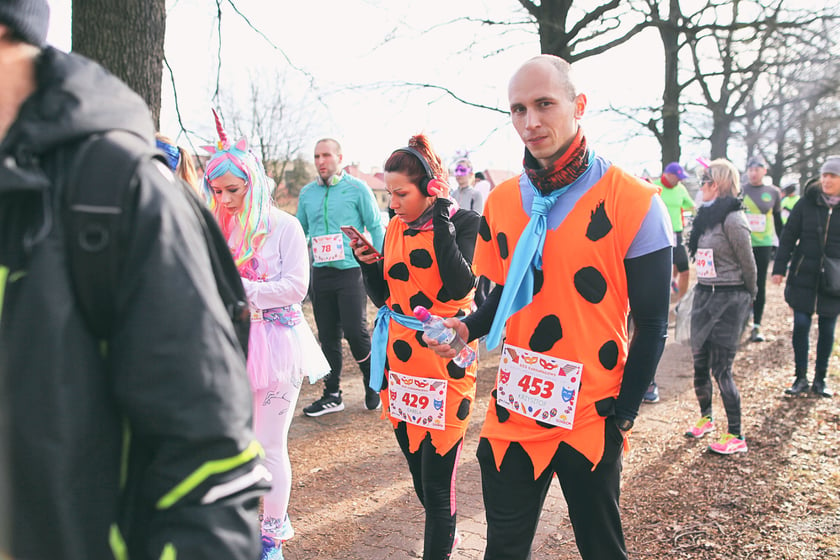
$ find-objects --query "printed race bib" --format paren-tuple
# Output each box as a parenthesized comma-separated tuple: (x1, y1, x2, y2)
(496, 344, 582, 429)
(388, 372, 447, 430)
(311, 234, 345, 263)
(746, 213, 766, 233)
(695, 248, 717, 279)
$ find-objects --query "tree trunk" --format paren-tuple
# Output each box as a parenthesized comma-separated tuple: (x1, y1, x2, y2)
(709, 113, 732, 160)
(658, 0, 682, 168)
(72, 0, 166, 128)
(538, 0, 572, 60)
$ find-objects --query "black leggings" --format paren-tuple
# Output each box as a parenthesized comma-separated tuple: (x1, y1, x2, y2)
(477, 424, 627, 560)
(792, 311, 838, 373)
(692, 340, 742, 435)
(752, 246, 772, 325)
(394, 423, 461, 560)
(311, 266, 371, 394)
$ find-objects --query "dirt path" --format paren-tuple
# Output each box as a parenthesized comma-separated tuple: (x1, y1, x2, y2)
(282, 282, 840, 559)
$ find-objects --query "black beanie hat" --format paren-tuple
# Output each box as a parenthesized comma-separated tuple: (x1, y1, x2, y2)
(0, 0, 50, 47)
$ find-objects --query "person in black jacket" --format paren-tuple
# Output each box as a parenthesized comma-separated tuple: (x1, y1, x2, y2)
(354, 134, 480, 560)
(0, 2, 268, 559)
(772, 157, 840, 398)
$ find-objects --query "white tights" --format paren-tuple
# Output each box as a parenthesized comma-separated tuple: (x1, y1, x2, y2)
(253, 376, 302, 539)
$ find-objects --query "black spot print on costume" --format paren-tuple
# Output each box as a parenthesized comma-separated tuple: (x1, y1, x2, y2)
(409, 292, 434, 312)
(599, 340, 619, 370)
(388, 262, 410, 281)
(456, 398, 471, 420)
(393, 340, 412, 362)
(392, 303, 405, 315)
(536, 419, 559, 429)
(492, 390, 510, 423)
(436, 286, 452, 302)
(574, 267, 607, 303)
(403, 229, 421, 237)
(586, 200, 612, 241)
(455, 309, 466, 317)
(497, 232, 510, 259)
(479, 216, 491, 242)
(533, 268, 544, 296)
(446, 360, 466, 379)
(415, 330, 428, 348)
(409, 249, 433, 269)
(529, 315, 562, 352)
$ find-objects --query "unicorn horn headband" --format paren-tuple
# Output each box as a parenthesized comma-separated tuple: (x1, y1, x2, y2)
(202, 108, 248, 155)
(213, 108, 229, 150)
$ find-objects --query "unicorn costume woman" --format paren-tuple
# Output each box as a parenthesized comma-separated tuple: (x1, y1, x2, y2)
(202, 111, 329, 560)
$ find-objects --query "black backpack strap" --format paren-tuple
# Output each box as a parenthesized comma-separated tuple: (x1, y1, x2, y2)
(64, 130, 250, 355)
(64, 130, 154, 339)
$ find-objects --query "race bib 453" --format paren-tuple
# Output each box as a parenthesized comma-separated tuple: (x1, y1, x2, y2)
(496, 344, 582, 429)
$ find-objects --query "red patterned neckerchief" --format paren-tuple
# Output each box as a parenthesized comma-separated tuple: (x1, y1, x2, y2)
(523, 128, 589, 195)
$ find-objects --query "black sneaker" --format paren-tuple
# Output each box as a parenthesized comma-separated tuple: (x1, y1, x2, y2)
(364, 388, 382, 411)
(811, 380, 833, 398)
(303, 392, 345, 417)
(642, 382, 660, 403)
(784, 377, 809, 395)
(749, 327, 765, 342)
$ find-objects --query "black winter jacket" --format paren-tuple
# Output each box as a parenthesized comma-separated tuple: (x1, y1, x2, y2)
(772, 185, 840, 316)
(0, 48, 266, 559)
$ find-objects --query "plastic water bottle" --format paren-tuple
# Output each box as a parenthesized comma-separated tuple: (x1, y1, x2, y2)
(413, 306, 476, 368)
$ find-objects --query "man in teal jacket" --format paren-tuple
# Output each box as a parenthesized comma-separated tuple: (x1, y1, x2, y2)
(297, 138, 386, 415)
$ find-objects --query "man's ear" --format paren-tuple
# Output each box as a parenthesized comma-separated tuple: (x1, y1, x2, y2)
(574, 93, 587, 119)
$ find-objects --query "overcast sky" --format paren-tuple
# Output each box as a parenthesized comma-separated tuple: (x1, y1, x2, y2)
(48, 0, 674, 176)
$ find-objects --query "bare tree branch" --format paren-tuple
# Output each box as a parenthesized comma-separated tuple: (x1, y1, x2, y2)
(331, 81, 510, 115)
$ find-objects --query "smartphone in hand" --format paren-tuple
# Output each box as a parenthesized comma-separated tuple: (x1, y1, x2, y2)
(340, 225, 383, 261)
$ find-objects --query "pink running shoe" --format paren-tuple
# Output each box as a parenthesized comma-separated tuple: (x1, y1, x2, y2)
(685, 416, 714, 438)
(708, 433, 747, 455)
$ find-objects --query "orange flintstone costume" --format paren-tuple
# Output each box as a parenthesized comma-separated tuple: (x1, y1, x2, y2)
(475, 165, 658, 477)
(378, 213, 478, 455)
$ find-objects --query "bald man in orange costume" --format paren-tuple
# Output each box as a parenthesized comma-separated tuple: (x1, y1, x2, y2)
(428, 55, 672, 559)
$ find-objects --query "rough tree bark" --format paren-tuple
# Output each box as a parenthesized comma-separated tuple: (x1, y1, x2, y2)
(72, 0, 166, 127)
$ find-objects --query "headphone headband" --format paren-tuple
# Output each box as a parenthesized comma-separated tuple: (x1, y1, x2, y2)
(391, 145, 446, 197)
(393, 146, 434, 180)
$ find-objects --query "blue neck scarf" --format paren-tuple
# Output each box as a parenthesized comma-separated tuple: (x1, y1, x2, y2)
(369, 305, 424, 391)
(485, 176, 572, 350)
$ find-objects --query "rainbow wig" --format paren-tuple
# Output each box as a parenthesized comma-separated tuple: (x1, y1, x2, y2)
(201, 109, 272, 279)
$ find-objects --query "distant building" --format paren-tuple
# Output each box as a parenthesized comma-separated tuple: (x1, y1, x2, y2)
(345, 164, 518, 212)
(482, 168, 517, 189)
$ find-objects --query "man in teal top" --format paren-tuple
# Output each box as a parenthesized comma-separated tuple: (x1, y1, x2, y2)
(297, 138, 386, 415)
(742, 156, 783, 342)
(648, 162, 694, 403)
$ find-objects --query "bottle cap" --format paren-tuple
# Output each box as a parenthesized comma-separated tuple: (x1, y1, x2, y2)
(413, 306, 431, 321)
